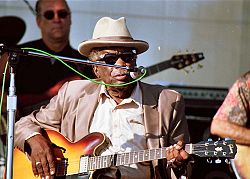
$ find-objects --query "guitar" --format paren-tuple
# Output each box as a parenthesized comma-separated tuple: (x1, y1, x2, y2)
(143, 52, 204, 78)
(12, 129, 236, 179)
(230, 144, 250, 179)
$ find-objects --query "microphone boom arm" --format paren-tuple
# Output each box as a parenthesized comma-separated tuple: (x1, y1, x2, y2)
(0, 44, 145, 77)
(27, 51, 139, 72)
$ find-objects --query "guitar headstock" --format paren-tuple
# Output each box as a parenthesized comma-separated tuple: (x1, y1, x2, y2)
(191, 140, 237, 158)
(170, 52, 204, 70)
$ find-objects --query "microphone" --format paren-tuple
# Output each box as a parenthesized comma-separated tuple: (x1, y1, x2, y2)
(129, 66, 146, 79)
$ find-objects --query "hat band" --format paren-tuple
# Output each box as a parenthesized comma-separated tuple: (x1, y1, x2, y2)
(96, 36, 134, 41)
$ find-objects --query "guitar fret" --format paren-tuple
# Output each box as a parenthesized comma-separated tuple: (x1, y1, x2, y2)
(103, 155, 110, 168)
(97, 156, 101, 169)
(125, 152, 129, 165)
(117, 153, 122, 166)
(144, 150, 149, 161)
(139, 150, 144, 162)
(150, 149, 154, 160)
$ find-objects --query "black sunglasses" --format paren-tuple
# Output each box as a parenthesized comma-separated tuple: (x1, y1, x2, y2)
(41, 10, 69, 20)
(98, 52, 137, 65)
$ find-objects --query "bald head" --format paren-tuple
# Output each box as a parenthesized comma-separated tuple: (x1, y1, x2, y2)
(35, 0, 70, 15)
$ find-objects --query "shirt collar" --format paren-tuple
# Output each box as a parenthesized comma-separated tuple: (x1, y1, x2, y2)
(98, 83, 142, 106)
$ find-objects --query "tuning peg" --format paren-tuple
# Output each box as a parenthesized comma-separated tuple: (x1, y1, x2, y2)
(206, 158, 213, 164)
(177, 63, 184, 69)
(225, 159, 230, 164)
(207, 138, 213, 142)
(215, 158, 221, 164)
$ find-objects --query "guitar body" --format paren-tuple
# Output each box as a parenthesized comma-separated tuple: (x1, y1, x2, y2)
(231, 144, 250, 179)
(13, 130, 108, 179)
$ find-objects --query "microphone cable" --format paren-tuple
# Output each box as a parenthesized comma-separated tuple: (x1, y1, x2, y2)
(0, 60, 8, 132)
(21, 47, 147, 87)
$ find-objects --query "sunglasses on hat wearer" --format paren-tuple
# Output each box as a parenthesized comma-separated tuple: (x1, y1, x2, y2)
(39, 10, 70, 20)
(98, 52, 137, 65)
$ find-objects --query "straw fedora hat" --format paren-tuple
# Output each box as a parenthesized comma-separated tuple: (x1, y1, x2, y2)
(78, 17, 149, 56)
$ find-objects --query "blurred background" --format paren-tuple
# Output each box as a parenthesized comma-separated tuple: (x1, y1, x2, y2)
(1, 0, 249, 178)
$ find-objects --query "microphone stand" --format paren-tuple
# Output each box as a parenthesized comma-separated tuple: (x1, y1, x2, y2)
(5, 52, 18, 179)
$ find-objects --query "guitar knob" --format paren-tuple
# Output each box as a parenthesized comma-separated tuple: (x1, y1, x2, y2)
(215, 158, 221, 164)
(207, 138, 213, 142)
(224, 159, 230, 164)
(206, 158, 213, 164)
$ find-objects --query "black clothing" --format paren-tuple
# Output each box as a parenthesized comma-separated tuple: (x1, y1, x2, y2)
(17, 39, 94, 94)
(15, 39, 94, 116)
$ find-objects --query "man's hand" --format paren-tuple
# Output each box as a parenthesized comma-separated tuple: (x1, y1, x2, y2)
(26, 134, 56, 179)
(166, 141, 189, 167)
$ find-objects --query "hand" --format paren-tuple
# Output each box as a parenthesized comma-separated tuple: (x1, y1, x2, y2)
(25, 134, 56, 179)
(166, 141, 189, 167)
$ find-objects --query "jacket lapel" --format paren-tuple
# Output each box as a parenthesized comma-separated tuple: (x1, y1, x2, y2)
(75, 83, 101, 141)
(140, 82, 161, 149)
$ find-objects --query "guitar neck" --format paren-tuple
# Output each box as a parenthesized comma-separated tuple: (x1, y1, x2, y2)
(144, 60, 172, 78)
(87, 145, 193, 170)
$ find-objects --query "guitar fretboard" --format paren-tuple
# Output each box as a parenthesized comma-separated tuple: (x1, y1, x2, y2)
(144, 60, 172, 77)
(87, 145, 193, 170)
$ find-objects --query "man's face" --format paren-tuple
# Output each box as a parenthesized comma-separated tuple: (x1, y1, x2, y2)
(93, 48, 137, 85)
(37, 0, 71, 42)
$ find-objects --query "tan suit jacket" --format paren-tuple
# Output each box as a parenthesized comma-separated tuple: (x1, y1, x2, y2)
(15, 80, 190, 178)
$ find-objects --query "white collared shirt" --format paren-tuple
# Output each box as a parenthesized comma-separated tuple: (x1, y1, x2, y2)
(90, 83, 151, 178)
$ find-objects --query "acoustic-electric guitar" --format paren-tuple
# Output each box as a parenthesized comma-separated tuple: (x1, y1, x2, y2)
(11, 129, 237, 179)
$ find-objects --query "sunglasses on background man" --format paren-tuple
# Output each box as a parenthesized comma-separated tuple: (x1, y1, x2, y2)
(38, 10, 70, 20)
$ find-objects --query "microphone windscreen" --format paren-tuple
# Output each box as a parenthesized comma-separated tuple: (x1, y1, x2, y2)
(129, 72, 140, 79)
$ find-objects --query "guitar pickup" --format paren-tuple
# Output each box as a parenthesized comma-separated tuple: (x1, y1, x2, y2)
(79, 155, 89, 175)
